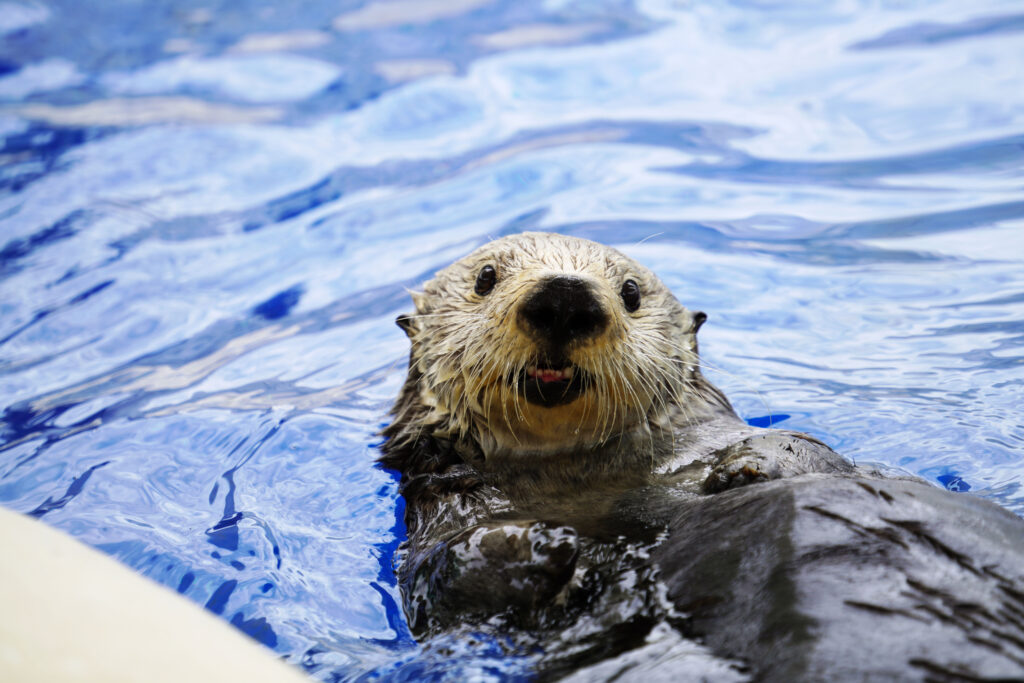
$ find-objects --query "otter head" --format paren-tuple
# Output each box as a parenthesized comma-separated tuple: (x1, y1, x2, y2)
(386, 232, 707, 465)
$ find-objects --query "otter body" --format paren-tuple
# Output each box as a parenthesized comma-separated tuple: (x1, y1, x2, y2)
(382, 233, 1024, 680)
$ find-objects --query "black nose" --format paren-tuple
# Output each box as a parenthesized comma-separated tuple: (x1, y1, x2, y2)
(518, 275, 608, 347)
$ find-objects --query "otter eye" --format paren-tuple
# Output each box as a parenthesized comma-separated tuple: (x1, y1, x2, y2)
(475, 265, 497, 295)
(621, 279, 641, 312)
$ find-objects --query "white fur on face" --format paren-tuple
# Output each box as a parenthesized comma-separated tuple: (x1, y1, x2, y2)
(395, 233, 704, 458)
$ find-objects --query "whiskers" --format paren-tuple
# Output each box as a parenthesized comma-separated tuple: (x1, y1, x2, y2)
(397, 276, 747, 461)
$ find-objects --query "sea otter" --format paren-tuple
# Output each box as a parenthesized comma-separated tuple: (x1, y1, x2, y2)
(381, 232, 1024, 681)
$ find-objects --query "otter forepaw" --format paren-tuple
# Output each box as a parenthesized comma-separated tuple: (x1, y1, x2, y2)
(704, 452, 779, 493)
(703, 431, 853, 494)
(405, 520, 578, 634)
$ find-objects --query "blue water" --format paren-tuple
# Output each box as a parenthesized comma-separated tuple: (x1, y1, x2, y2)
(2, 0, 1023, 679)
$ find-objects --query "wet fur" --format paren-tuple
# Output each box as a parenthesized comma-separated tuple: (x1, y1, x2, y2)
(379, 233, 1024, 680)
(383, 233, 730, 474)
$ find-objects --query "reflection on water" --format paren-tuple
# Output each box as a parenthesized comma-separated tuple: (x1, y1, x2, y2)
(2, 0, 1023, 678)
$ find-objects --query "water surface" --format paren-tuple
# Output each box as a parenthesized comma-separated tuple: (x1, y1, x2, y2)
(2, 0, 1023, 678)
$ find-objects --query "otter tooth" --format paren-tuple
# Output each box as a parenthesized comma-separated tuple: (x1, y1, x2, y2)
(563, 367, 574, 379)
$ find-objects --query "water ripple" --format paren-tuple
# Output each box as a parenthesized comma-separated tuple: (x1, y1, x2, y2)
(1, 0, 1023, 679)
(850, 13, 1024, 50)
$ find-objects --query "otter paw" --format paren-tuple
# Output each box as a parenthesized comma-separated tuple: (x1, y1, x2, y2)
(405, 520, 578, 634)
(703, 432, 853, 494)
(703, 454, 778, 493)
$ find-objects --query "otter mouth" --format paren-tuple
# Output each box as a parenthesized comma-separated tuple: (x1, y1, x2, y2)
(519, 362, 587, 407)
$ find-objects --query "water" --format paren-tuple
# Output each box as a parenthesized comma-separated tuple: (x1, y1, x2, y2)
(2, 0, 1023, 678)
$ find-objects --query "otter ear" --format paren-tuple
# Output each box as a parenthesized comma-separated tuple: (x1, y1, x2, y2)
(692, 311, 707, 333)
(396, 313, 418, 338)
(397, 289, 428, 338)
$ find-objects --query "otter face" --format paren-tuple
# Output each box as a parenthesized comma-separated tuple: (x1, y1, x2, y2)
(393, 232, 705, 460)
